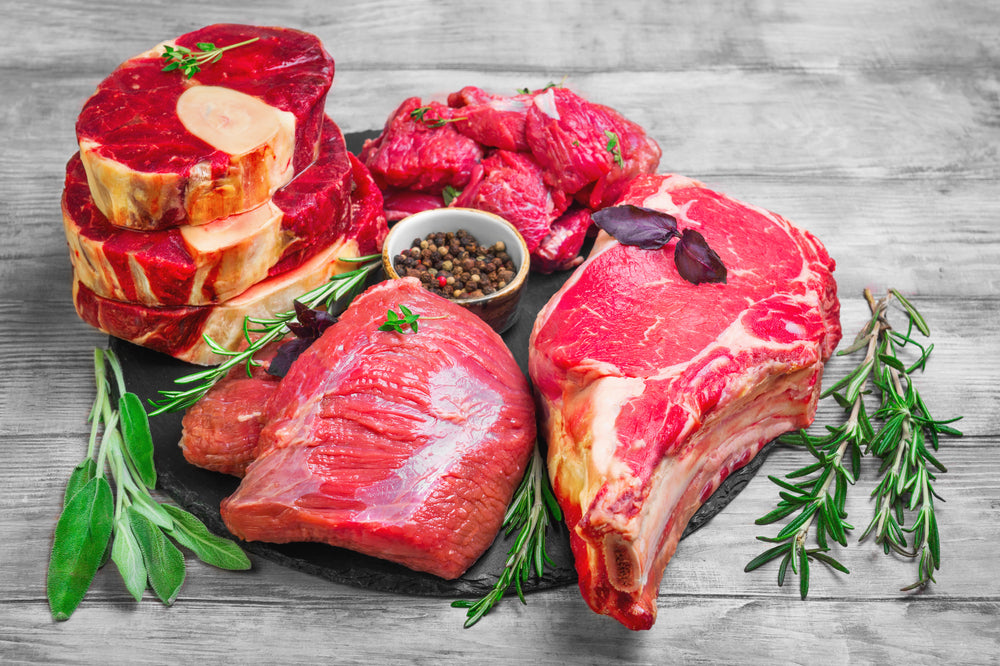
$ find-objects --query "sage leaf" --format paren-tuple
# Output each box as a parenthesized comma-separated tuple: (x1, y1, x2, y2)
(119, 392, 156, 488)
(162, 505, 251, 570)
(130, 492, 174, 530)
(63, 458, 97, 507)
(47, 477, 114, 621)
(128, 507, 185, 606)
(111, 515, 147, 602)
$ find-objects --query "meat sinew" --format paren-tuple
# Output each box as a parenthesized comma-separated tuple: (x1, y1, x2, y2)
(75, 24, 335, 230)
(219, 278, 537, 579)
(529, 174, 841, 629)
(64, 119, 354, 306)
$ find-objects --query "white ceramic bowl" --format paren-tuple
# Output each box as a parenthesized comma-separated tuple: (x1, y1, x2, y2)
(381, 207, 531, 333)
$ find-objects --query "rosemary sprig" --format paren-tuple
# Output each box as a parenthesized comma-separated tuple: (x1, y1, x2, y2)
(452, 445, 563, 627)
(148, 256, 380, 415)
(857, 289, 961, 590)
(746, 288, 962, 596)
(48, 349, 250, 620)
(160, 37, 260, 78)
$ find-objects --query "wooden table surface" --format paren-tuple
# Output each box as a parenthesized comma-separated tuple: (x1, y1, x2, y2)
(2, 1, 998, 663)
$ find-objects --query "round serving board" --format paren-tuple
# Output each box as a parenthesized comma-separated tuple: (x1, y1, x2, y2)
(112, 131, 774, 599)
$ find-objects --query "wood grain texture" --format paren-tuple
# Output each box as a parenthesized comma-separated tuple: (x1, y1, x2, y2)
(2, 1, 999, 663)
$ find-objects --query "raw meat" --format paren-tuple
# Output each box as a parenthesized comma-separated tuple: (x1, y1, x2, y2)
(380, 188, 445, 222)
(525, 87, 662, 208)
(361, 85, 661, 272)
(447, 86, 532, 152)
(220, 278, 537, 580)
(451, 150, 569, 253)
(179, 343, 283, 477)
(63, 119, 354, 306)
(531, 208, 594, 274)
(360, 97, 483, 193)
(72, 162, 387, 365)
(75, 24, 334, 230)
(529, 174, 841, 630)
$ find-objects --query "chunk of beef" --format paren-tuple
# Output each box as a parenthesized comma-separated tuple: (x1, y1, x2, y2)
(529, 174, 841, 629)
(220, 278, 537, 580)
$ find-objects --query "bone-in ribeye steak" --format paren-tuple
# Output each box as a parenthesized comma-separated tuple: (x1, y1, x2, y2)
(64, 119, 354, 306)
(75, 24, 334, 230)
(218, 278, 537, 579)
(529, 174, 841, 630)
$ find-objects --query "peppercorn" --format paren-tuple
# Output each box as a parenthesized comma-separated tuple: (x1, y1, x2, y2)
(392, 228, 518, 300)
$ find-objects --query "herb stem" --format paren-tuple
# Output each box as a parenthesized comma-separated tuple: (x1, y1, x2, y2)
(149, 257, 380, 415)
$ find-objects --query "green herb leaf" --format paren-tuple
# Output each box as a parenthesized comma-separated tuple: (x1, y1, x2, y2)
(111, 515, 148, 602)
(604, 130, 624, 168)
(160, 37, 260, 79)
(47, 477, 114, 620)
(119, 392, 156, 488)
(379, 304, 421, 334)
(63, 458, 97, 507)
(162, 504, 251, 570)
(129, 507, 186, 606)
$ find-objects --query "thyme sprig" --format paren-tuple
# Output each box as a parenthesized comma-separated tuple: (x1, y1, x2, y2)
(148, 256, 380, 415)
(160, 37, 260, 78)
(452, 445, 563, 627)
(746, 288, 962, 596)
(378, 305, 421, 333)
(409, 106, 466, 129)
(48, 349, 250, 620)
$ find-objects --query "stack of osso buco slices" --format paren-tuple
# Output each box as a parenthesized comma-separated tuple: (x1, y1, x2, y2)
(63, 24, 388, 365)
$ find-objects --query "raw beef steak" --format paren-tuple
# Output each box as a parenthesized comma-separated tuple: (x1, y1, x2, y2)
(220, 278, 537, 580)
(64, 119, 354, 306)
(72, 158, 387, 365)
(529, 174, 841, 630)
(75, 24, 334, 230)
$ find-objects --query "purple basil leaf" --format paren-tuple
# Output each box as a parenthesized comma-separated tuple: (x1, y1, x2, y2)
(591, 205, 679, 249)
(266, 338, 311, 378)
(269, 302, 341, 378)
(674, 228, 727, 285)
(286, 301, 338, 339)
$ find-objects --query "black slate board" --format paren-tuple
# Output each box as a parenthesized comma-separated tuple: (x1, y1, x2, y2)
(111, 131, 773, 599)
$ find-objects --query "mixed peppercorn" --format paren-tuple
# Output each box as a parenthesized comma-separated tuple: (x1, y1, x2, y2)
(393, 229, 518, 299)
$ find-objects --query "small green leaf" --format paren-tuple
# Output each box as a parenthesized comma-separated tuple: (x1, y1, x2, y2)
(111, 515, 148, 602)
(47, 477, 114, 620)
(119, 392, 156, 488)
(64, 458, 97, 507)
(195, 42, 216, 51)
(128, 507, 186, 606)
(799, 547, 811, 599)
(744, 543, 790, 572)
(162, 505, 250, 570)
(890, 289, 930, 337)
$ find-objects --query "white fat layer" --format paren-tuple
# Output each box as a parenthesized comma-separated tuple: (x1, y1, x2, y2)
(533, 88, 560, 120)
(587, 376, 647, 477)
